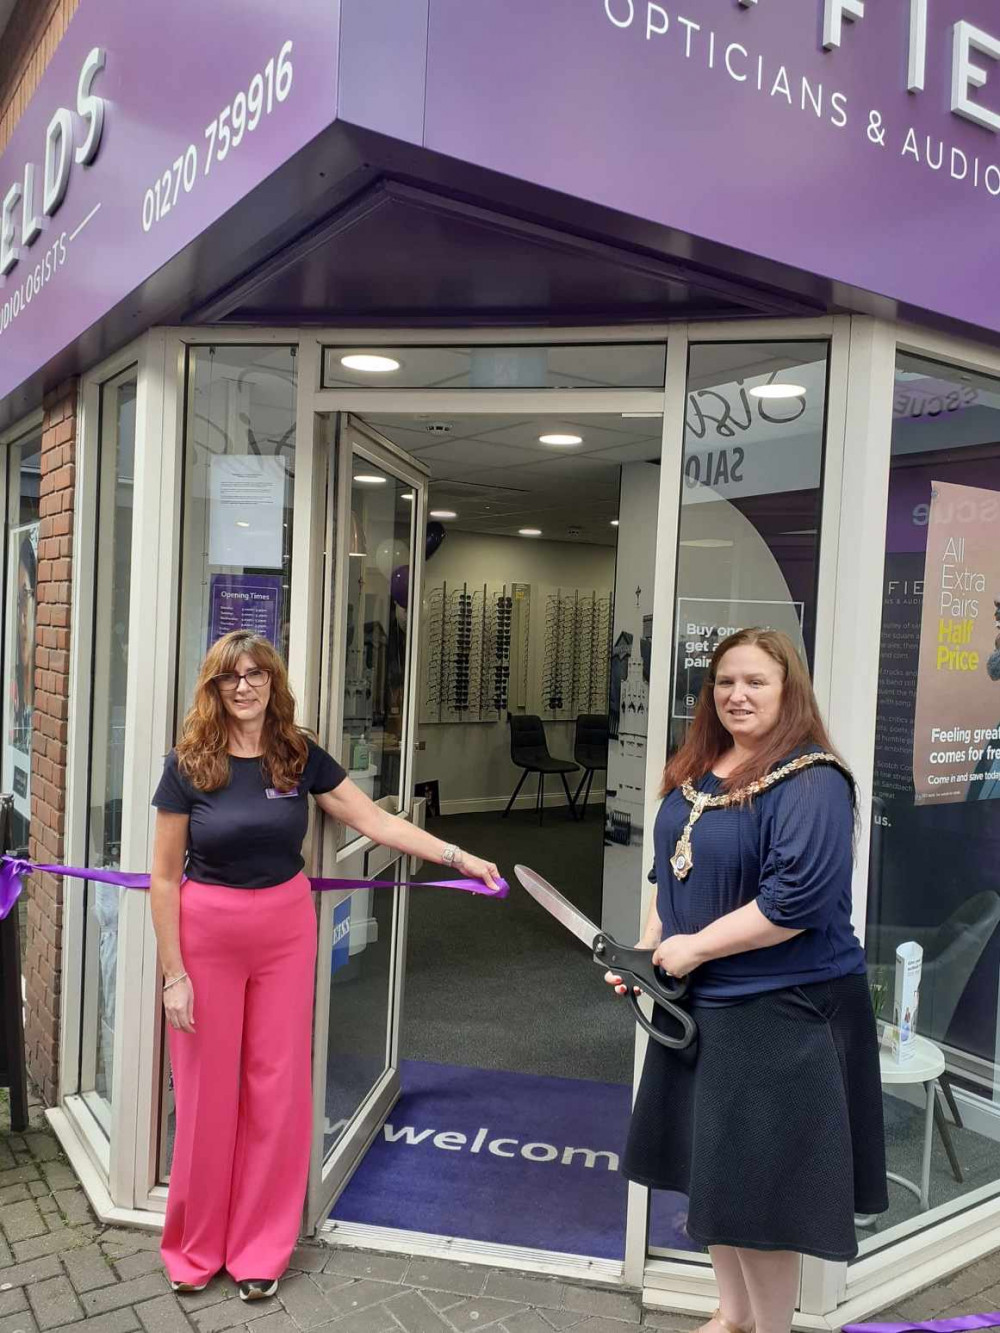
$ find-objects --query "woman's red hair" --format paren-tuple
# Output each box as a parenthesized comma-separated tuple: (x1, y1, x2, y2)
(176, 631, 309, 792)
(661, 628, 847, 797)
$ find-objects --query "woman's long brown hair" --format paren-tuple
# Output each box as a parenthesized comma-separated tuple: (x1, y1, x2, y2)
(176, 631, 309, 792)
(661, 628, 848, 797)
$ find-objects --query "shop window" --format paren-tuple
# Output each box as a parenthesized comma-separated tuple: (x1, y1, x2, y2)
(78, 369, 137, 1124)
(667, 341, 829, 755)
(322, 343, 666, 390)
(865, 352, 1000, 1243)
(177, 345, 297, 710)
(159, 345, 297, 1177)
(3, 428, 41, 856)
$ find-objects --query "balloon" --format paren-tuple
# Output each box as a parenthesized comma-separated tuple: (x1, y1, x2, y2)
(375, 537, 408, 580)
(391, 564, 410, 609)
(425, 521, 446, 562)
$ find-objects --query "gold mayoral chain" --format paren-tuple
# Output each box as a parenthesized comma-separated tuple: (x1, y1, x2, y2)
(669, 752, 845, 881)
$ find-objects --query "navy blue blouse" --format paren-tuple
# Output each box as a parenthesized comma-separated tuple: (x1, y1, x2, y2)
(652, 757, 867, 1006)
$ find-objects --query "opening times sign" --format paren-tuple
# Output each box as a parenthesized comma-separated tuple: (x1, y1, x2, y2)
(912, 481, 1000, 803)
(207, 573, 283, 649)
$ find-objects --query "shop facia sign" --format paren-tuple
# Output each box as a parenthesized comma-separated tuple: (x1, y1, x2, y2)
(0, 47, 106, 281)
(606, 0, 1000, 132)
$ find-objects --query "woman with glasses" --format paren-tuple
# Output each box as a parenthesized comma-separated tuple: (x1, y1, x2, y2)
(150, 630, 500, 1303)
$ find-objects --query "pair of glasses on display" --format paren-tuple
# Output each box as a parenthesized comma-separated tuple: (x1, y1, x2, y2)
(212, 668, 271, 693)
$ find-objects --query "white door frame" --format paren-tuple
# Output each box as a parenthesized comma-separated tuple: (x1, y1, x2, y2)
(305, 414, 429, 1229)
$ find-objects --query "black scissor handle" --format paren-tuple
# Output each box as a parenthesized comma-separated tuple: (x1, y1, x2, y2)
(595, 934, 698, 1051)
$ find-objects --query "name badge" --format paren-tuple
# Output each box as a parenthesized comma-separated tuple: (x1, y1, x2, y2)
(265, 786, 299, 800)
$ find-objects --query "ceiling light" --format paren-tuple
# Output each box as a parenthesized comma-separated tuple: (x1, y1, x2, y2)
(354, 474, 387, 485)
(610, 520, 619, 527)
(749, 383, 806, 400)
(519, 528, 542, 537)
(401, 492, 415, 501)
(430, 509, 457, 519)
(235, 521, 250, 528)
(539, 433, 583, 446)
(349, 552, 367, 558)
(340, 354, 400, 373)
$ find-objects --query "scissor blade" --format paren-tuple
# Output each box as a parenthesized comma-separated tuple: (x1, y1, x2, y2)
(514, 865, 601, 951)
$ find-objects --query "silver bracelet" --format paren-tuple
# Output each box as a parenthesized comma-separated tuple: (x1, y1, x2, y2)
(162, 972, 188, 993)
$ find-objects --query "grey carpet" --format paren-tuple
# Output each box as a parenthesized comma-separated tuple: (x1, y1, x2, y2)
(402, 808, 636, 1084)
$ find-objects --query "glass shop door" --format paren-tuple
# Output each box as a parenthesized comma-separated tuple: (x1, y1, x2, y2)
(305, 416, 429, 1230)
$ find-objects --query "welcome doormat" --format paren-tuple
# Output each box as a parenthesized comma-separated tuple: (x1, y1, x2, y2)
(330, 1060, 697, 1260)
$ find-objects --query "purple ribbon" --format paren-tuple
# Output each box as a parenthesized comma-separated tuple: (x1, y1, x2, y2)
(843, 1317, 1000, 1333)
(0, 855, 507, 922)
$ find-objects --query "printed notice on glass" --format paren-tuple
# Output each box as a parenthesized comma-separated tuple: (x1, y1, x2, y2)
(208, 574, 283, 650)
(912, 481, 1000, 804)
(209, 455, 286, 569)
(672, 598, 805, 722)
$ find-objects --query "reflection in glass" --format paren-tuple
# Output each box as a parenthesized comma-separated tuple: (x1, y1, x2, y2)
(864, 354, 1000, 1247)
(668, 341, 829, 755)
(339, 459, 414, 833)
(323, 882, 397, 1157)
(83, 376, 136, 1111)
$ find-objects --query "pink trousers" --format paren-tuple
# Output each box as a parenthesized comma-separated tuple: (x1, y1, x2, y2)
(162, 873, 317, 1284)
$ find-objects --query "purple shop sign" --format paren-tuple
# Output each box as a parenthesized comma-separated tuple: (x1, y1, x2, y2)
(208, 574, 283, 651)
(0, 0, 338, 403)
(394, 0, 1000, 334)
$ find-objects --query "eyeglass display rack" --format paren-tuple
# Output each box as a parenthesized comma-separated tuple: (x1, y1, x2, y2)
(422, 581, 519, 724)
(540, 588, 613, 721)
(421, 581, 611, 725)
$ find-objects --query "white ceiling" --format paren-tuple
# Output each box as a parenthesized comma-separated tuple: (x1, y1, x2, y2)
(364, 413, 663, 547)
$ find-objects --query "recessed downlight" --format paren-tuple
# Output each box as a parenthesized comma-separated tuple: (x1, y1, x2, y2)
(539, 432, 583, 446)
(610, 519, 619, 527)
(401, 492, 415, 501)
(235, 521, 250, 528)
(354, 474, 387, 485)
(430, 509, 457, 519)
(340, 354, 400, 373)
(749, 383, 806, 400)
(519, 528, 542, 537)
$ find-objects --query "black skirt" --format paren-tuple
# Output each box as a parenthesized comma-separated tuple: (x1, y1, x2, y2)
(623, 971, 889, 1261)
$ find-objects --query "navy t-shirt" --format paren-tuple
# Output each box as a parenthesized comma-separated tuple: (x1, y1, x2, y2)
(152, 740, 347, 889)
(652, 756, 866, 1005)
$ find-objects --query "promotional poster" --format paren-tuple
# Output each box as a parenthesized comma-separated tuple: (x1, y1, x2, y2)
(912, 481, 1000, 804)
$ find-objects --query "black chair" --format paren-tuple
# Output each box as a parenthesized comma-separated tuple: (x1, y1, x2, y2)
(572, 714, 608, 817)
(502, 714, 579, 825)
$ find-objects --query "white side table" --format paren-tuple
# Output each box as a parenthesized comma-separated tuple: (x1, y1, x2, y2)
(878, 1033, 946, 1212)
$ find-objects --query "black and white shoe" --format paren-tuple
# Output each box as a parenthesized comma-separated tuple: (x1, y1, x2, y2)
(170, 1279, 209, 1293)
(238, 1279, 278, 1302)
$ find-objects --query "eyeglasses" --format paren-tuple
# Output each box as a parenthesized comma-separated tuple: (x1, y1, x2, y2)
(213, 668, 271, 693)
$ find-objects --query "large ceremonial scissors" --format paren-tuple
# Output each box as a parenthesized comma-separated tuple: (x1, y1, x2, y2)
(514, 865, 697, 1051)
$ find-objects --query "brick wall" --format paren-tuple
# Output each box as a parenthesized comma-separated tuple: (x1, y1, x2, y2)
(0, 0, 79, 154)
(23, 382, 76, 1106)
